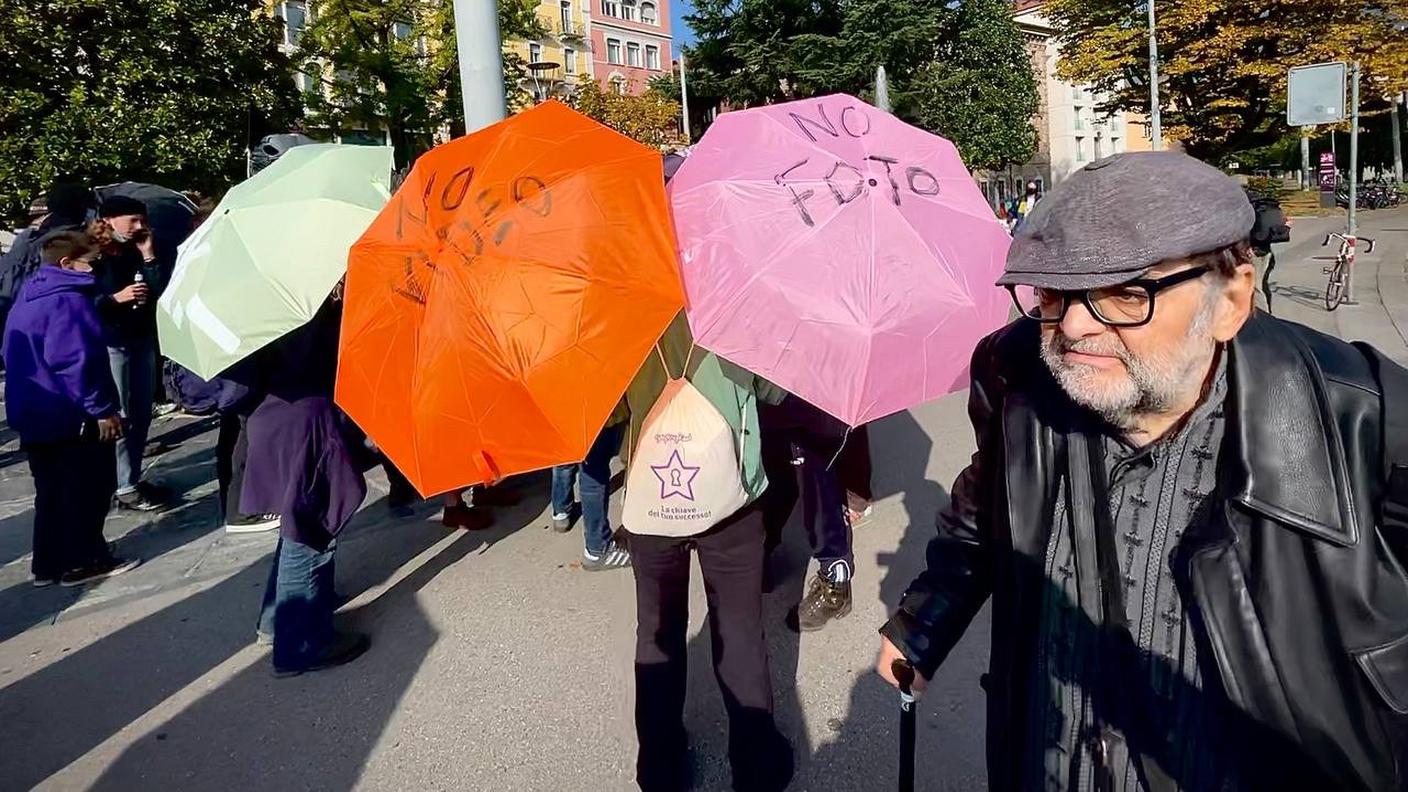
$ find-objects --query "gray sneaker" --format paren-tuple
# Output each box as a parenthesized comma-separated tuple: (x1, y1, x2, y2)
(582, 540, 631, 571)
(551, 512, 572, 533)
(226, 513, 281, 534)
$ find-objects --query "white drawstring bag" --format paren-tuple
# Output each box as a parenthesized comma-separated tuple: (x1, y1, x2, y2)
(623, 351, 749, 538)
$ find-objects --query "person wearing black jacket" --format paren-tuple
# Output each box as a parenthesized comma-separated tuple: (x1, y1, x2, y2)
(92, 196, 170, 512)
(877, 153, 1408, 791)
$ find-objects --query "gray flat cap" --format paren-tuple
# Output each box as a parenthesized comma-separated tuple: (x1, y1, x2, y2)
(998, 151, 1256, 290)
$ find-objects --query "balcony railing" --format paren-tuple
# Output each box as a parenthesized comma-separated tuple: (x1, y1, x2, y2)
(556, 20, 583, 39)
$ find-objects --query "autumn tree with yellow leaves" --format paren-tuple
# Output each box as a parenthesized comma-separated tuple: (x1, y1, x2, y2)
(572, 81, 686, 148)
(1045, 0, 1408, 162)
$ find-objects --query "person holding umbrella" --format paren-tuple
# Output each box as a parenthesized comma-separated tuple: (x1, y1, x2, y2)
(621, 312, 794, 792)
(228, 284, 370, 675)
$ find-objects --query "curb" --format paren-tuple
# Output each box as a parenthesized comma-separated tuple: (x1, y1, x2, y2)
(1382, 252, 1408, 352)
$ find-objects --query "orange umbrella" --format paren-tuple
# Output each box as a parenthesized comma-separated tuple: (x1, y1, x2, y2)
(337, 101, 685, 496)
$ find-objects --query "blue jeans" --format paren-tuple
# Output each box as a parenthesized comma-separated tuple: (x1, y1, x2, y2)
(257, 537, 338, 670)
(107, 338, 156, 494)
(551, 423, 624, 554)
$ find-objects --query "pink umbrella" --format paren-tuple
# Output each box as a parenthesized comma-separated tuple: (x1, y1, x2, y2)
(668, 94, 1012, 426)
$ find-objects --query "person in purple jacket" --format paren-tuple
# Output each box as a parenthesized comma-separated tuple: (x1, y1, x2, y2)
(2, 230, 140, 587)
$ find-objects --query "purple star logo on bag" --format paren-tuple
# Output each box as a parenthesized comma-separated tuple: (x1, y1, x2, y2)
(652, 450, 701, 501)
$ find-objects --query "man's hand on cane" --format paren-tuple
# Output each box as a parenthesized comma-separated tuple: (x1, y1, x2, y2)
(876, 637, 928, 696)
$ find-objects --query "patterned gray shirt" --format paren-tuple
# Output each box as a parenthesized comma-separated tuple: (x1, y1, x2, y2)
(1025, 358, 1238, 792)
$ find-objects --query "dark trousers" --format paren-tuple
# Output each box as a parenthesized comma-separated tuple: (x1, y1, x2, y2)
(215, 412, 251, 523)
(759, 426, 853, 578)
(27, 437, 117, 579)
(552, 422, 625, 553)
(629, 510, 793, 792)
(257, 536, 337, 670)
(835, 423, 873, 510)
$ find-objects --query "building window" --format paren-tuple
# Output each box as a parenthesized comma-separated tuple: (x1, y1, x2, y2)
(560, 1, 574, 32)
(393, 21, 412, 41)
(294, 70, 315, 93)
(529, 43, 543, 63)
(279, 0, 307, 47)
(621, 0, 637, 21)
(607, 39, 622, 64)
(610, 75, 628, 94)
(602, 0, 619, 17)
(641, 1, 657, 24)
(1073, 110, 1083, 131)
(627, 42, 642, 67)
(1093, 136, 1103, 160)
(1075, 137, 1086, 163)
(564, 48, 577, 74)
(646, 44, 660, 70)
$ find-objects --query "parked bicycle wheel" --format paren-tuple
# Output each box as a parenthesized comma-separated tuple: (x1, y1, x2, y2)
(1325, 266, 1345, 311)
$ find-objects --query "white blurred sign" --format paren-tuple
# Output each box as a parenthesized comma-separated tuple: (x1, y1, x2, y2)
(1288, 62, 1347, 126)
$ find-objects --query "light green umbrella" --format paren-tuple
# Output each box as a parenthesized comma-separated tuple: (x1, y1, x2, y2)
(157, 144, 393, 379)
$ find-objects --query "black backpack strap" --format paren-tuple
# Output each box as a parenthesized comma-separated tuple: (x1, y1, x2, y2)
(1353, 343, 1408, 537)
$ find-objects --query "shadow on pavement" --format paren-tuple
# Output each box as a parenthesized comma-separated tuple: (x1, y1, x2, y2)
(662, 409, 978, 791)
(86, 529, 484, 792)
(795, 409, 988, 791)
(0, 495, 508, 790)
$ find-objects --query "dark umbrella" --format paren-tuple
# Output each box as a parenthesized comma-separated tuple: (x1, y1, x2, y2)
(892, 659, 918, 792)
(93, 182, 199, 248)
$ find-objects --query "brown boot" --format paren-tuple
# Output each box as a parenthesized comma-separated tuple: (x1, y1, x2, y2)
(797, 571, 852, 632)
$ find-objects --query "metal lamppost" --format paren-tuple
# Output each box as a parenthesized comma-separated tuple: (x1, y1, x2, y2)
(453, 0, 508, 134)
(1147, 0, 1163, 150)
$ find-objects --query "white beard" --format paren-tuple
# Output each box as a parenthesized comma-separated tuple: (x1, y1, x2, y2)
(1040, 298, 1217, 429)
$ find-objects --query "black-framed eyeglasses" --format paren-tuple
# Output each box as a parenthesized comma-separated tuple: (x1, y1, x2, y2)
(1007, 265, 1212, 328)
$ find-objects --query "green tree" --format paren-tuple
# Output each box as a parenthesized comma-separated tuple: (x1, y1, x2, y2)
(294, 0, 440, 164)
(694, 0, 1038, 168)
(0, 0, 299, 219)
(683, 0, 840, 109)
(296, 0, 546, 161)
(902, 0, 1039, 170)
(1046, 0, 1408, 162)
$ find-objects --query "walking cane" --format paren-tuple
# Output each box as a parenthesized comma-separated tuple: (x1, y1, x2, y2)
(892, 659, 917, 792)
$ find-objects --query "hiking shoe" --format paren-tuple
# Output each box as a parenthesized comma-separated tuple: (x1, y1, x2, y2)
(583, 540, 631, 572)
(32, 576, 58, 588)
(797, 571, 852, 631)
(443, 504, 493, 531)
(61, 557, 141, 587)
(551, 512, 572, 533)
(225, 513, 281, 534)
(272, 631, 371, 678)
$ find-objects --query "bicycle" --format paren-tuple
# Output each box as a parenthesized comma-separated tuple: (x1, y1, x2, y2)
(1322, 232, 1375, 311)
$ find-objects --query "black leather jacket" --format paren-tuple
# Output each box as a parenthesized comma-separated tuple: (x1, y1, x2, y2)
(881, 313, 1408, 791)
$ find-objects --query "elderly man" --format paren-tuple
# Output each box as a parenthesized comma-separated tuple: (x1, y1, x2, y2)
(876, 152, 1408, 791)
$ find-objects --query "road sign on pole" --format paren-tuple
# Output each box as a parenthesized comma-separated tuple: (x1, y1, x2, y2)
(1288, 62, 1347, 127)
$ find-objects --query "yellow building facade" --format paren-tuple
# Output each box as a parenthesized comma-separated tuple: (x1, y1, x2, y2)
(509, 0, 593, 102)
